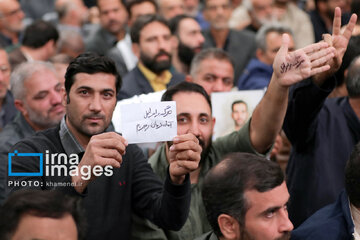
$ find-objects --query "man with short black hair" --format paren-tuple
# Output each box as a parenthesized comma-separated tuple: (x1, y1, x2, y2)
(118, 14, 184, 99)
(169, 14, 205, 75)
(126, 0, 158, 26)
(231, 100, 249, 131)
(8, 20, 59, 69)
(0, 189, 86, 240)
(6, 52, 200, 240)
(198, 152, 293, 240)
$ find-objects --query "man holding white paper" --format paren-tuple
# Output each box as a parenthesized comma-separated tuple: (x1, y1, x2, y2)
(5, 53, 202, 240)
(131, 7, 357, 240)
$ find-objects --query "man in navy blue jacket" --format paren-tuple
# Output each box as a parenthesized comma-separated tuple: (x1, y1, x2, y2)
(284, 10, 360, 228)
(291, 142, 360, 240)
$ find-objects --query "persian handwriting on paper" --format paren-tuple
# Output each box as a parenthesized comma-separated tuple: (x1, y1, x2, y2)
(136, 120, 174, 133)
(144, 106, 172, 119)
(280, 56, 305, 74)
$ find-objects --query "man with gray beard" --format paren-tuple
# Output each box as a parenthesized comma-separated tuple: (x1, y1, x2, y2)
(0, 61, 65, 204)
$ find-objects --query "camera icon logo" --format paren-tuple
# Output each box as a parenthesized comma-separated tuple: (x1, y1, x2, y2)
(8, 150, 43, 177)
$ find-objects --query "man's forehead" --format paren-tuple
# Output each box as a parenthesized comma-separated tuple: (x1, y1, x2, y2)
(172, 91, 211, 113)
(140, 21, 170, 38)
(198, 58, 234, 76)
(179, 18, 200, 31)
(72, 72, 116, 89)
(244, 182, 289, 212)
(0, 50, 9, 65)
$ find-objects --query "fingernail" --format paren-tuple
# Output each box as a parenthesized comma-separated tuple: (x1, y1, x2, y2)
(173, 137, 179, 142)
(170, 145, 175, 151)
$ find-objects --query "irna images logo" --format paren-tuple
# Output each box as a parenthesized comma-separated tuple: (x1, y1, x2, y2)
(8, 150, 43, 177)
(8, 150, 113, 180)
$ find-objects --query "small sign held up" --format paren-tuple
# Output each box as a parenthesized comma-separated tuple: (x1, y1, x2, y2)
(120, 102, 177, 144)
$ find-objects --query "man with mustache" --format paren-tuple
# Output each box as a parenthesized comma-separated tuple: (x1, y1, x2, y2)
(0, 61, 65, 204)
(131, 16, 339, 237)
(198, 152, 293, 240)
(170, 14, 205, 75)
(118, 14, 185, 100)
(6, 53, 200, 240)
(202, 0, 256, 82)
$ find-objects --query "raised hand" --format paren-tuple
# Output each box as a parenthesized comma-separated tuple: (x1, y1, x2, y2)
(72, 132, 128, 193)
(323, 7, 357, 72)
(168, 133, 201, 185)
(273, 33, 335, 87)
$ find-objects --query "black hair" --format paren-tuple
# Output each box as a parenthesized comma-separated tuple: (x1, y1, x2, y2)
(161, 81, 212, 110)
(202, 152, 284, 237)
(126, 0, 158, 18)
(231, 100, 248, 112)
(130, 14, 169, 43)
(0, 189, 86, 240)
(22, 20, 59, 48)
(64, 52, 121, 100)
(346, 142, 360, 208)
(169, 14, 196, 35)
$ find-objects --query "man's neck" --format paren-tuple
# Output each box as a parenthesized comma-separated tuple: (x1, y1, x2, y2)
(210, 28, 229, 49)
(116, 30, 126, 41)
(349, 97, 360, 119)
(65, 117, 90, 149)
(20, 46, 46, 61)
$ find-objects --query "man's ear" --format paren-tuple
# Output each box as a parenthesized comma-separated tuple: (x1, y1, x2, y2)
(171, 35, 179, 51)
(218, 214, 240, 240)
(211, 117, 216, 134)
(185, 74, 193, 82)
(255, 48, 263, 61)
(61, 87, 67, 106)
(132, 43, 140, 59)
(14, 99, 26, 115)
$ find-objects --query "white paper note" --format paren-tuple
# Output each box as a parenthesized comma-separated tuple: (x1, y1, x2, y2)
(120, 101, 177, 144)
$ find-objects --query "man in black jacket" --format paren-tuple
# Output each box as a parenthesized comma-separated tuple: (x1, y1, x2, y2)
(5, 53, 201, 240)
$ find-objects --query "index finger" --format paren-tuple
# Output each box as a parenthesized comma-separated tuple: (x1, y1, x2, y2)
(94, 132, 129, 146)
(332, 7, 341, 36)
(172, 133, 199, 144)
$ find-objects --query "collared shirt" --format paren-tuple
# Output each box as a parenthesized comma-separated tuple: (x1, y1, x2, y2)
(59, 117, 116, 156)
(59, 117, 84, 156)
(138, 63, 172, 92)
(116, 33, 138, 71)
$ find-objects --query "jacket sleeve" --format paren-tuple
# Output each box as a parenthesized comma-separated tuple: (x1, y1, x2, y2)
(283, 77, 336, 148)
(129, 144, 191, 231)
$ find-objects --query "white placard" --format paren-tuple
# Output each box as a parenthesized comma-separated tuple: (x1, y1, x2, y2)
(120, 101, 177, 143)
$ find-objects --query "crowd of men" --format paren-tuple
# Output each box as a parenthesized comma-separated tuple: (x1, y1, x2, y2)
(0, 0, 359, 239)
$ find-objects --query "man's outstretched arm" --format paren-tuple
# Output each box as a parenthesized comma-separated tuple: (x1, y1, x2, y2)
(249, 34, 336, 153)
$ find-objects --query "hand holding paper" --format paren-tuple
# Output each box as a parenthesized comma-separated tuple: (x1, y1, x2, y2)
(168, 133, 202, 185)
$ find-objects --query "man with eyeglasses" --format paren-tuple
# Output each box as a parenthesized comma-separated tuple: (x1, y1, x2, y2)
(0, 0, 25, 49)
(202, 0, 256, 82)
